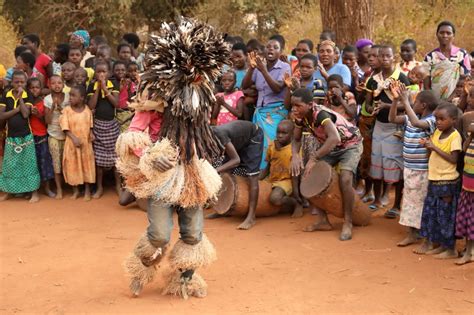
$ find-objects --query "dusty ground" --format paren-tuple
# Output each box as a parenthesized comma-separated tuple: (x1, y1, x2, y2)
(1, 189, 473, 314)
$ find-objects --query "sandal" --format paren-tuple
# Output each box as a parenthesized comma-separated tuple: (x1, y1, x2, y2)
(384, 208, 400, 219)
(369, 204, 379, 211)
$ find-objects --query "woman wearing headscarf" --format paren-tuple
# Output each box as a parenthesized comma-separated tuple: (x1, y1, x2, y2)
(69, 30, 92, 68)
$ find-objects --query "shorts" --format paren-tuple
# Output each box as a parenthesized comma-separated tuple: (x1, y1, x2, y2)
(48, 136, 65, 174)
(321, 142, 363, 175)
(238, 127, 264, 177)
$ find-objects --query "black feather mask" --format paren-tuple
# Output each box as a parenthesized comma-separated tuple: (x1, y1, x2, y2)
(140, 17, 231, 162)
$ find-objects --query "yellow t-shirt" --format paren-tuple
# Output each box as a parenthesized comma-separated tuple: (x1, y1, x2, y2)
(266, 142, 292, 183)
(428, 129, 462, 181)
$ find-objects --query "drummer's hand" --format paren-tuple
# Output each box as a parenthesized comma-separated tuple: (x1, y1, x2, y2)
(153, 156, 176, 172)
(303, 159, 316, 179)
(290, 155, 304, 177)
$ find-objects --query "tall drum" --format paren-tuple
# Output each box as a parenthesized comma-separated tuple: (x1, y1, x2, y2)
(300, 161, 371, 226)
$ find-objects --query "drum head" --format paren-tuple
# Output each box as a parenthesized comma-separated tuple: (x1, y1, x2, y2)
(213, 173, 236, 215)
(300, 161, 332, 199)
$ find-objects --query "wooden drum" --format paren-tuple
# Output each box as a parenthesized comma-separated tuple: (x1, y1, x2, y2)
(212, 173, 280, 217)
(300, 161, 371, 226)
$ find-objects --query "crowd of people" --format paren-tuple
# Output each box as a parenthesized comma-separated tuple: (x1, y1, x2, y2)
(0, 20, 473, 266)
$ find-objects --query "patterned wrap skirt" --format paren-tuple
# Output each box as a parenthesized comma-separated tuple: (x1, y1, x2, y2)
(34, 135, 54, 181)
(455, 189, 474, 240)
(0, 134, 40, 193)
(399, 168, 429, 229)
(93, 118, 120, 168)
(419, 179, 460, 249)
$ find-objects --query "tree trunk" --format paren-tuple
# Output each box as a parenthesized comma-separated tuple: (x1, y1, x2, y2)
(320, 0, 374, 47)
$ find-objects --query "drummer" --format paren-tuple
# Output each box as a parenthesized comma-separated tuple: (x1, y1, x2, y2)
(210, 120, 264, 230)
(290, 88, 362, 241)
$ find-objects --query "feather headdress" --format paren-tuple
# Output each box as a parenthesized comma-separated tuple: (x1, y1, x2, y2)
(139, 17, 230, 162)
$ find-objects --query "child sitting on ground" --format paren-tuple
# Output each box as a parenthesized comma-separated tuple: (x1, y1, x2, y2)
(418, 103, 462, 259)
(60, 85, 95, 201)
(0, 71, 40, 202)
(259, 120, 303, 217)
(212, 70, 244, 125)
(388, 85, 437, 248)
(28, 77, 55, 198)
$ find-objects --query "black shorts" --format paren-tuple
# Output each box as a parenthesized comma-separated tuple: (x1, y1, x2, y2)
(236, 127, 263, 177)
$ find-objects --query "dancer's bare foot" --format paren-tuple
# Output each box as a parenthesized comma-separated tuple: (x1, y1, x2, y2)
(93, 187, 103, 199)
(29, 191, 40, 203)
(303, 220, 333, 232)
(413, 240, 434, 255)
(339, 222, 353, 241)
(55, 189, 63, 200)
(0, 193, 11, 201)
(426, 246, 445, 255)
(291, 204, 304, 218)
(434, 249, 458, 259)
(205, 212, 223, 219)
(237, 216, 256, 230)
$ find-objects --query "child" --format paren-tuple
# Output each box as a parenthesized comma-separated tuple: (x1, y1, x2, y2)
(259, 120, 303, 217)
(365, 46, 410, 215)
(210, 120, 264, 230)
(212, 70, 244, 125)
(356, 45, 381, 202)
(342, 45, 365, 93)
(418, 103, 462, 259)
(117, 43, 132, 64)
(325, 74, 357, 122)
(127, 62, 140, 85)
(407, 65, 429, 92)
(291, 39, 314, 75)
(28, 78, 55, 198)
(398, 39, 422, 76)
(455, 120, 474, 265)
(73, 67, 88, 87)
(448, 75, 466, 107)
(17, 52, 36, 79)
(44, 75, 70, 199)
(0, 71, 40, 202)
(69, 47, 94, 84)
(388, 86, 438, 247)
(113, 61, 135, 132)
(61, 62, 76, 93)
(284, 54, 325, 106)
(60, 85, 95, 201)
(52, 43, 70, 75)
(231, 43, 248, 89)
(87, 61, 120, 198)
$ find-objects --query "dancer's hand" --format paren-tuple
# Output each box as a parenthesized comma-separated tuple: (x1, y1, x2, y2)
(153, 156, 176, 172)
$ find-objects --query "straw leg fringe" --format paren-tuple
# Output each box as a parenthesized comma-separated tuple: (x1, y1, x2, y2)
(124, 234, 167, 297)
(162, 270, 207, 299)
(169, 233, 217, 270)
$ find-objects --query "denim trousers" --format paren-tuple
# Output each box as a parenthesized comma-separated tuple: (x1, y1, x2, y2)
(146, 198, 203, 248)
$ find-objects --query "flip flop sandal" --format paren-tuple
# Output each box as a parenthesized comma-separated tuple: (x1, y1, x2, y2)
(384, 208, 400, 219)
(369, 204, 379, 211)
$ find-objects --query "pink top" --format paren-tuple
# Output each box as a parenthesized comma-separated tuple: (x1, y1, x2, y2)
(128, 111, 163, 144)
(215, 90, 244, 126)
(118, 81, 137, 109)
(34, 53, 51, 85)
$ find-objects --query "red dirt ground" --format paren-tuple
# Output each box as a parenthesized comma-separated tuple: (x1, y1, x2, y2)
(1, 189, 473, 314)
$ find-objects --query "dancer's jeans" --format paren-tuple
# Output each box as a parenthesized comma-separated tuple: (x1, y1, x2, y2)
(146, 199, 203, 248)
